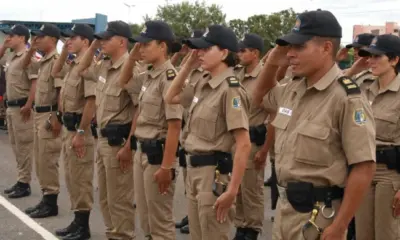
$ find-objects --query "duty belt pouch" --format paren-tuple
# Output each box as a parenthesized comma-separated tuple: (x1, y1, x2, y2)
(216, 152, 233, 174)
(105, 125, 125, 146)
(254, 125, 267, 146)
(91, 122, 98, 139)
(286, 182, 315, 213)
(130, 136, 137, 150)
(386, 149, 397, 170)
(396, 147, 400, 173)
(178, 148, 187, 168)
(63, 113, 77, 131)
(142, 141, 163, 165)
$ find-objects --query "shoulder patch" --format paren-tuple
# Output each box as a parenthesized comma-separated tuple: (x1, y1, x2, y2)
(166, 69, 176, 81)
(226, 76, 240, 87)
(338, 76, 361, 95)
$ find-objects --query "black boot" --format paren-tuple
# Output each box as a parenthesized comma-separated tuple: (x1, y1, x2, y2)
(4, 182, 18, 194)
(233, 228, 247, 240)
(244, 228, 259, 240)
(25, 197, 45, 214)
(55, 212, 79, 237)
(8, 182, 31, 198)
(175, 216, 188, 228)
(62, 211, 91, 240)
(180, 225, 190, 234)
(29, 194, 58, 218)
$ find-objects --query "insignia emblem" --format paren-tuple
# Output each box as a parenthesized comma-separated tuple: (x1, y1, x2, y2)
(71, 24, 76, 31)
(40, 25, 45, 31)
(232, 97, 241, 109)
(354, 36, 359, 43)
(293, 17, 301, 31)
(203, 28, 209, 37)
(190, 31, 195, 38)
(141, 25, 147, 33)
(353, 108, 367, 126)
(166, 69, 176, 81)
(371, 37, 378, 47)
(11, 25, 16, 30)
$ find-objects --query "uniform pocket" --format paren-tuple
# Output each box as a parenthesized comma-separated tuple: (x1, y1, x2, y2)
(104, 86, 122, 112)
(193, 105, 218, 141)
(295, 121, 332, 167)
(64, 79, 80, 100)
(141, 95, 162, 122)
(10, 69, 23, 77)
(375, 113, 399, 141)
(272, 114, 290, 154)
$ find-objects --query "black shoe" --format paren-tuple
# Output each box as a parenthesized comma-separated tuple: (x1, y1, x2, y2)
(180, 225, 189, 234)
(25, 198, 45, 214)
(56, 213, 78, 237)
(62, 225, 91, 240)
(264, 178, 272, 187)
(175, 216, 188, 228)
(4, 182, 18, 194)
(29, 195, 58, 218)
(244, 228, 259, 240)
(233, 228, 247, 240)
(8, 183, 31, 199)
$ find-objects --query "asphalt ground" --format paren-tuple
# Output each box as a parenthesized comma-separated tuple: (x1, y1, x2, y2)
(0, 130, 274, 240)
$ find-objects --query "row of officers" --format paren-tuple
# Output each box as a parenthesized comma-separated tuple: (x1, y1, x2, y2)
(1, 8, 400, 240)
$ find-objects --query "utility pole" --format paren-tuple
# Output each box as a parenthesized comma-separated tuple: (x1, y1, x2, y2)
(123, 2, 135, 24)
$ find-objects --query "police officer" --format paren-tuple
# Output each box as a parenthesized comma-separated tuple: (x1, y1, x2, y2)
(174, 29, 205, 235)
(23, 24, 64, 218)
(233, 33, 268, 240)
(0, 25, 37, 198)
(51, 23, 96, 240)
(354, 34, 400, 240)
(164, 24, 251, 240)
(78, 20, 137, 240)
(253, 10, 376, 239)
(120, 20, 183, 240)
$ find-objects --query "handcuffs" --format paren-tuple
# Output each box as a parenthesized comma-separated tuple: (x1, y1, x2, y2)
(301, 201, 336, 240)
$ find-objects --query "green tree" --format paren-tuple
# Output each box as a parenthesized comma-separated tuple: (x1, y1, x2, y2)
(228, 19, 247, 39)
(150, 1, 226, 37)
(129, 23, 144, 35)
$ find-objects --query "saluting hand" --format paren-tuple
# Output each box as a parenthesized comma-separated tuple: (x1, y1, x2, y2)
(129, 43, 141, 61)
(185, 50, 200, 69)
(153, 167, 173, 195)
(267, 46, 290, 67)
(336, 48, 349, 62)
(91, 39, 101, 50)
(213, 190, 236, 223)
(116, 144, 133, 172)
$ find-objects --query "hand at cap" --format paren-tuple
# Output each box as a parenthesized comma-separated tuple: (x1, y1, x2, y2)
(352, 57, 369, 73)
(91, 39, 101, 49)
(336, 48, 349, 62)
(30, 37, 39, 50)
(266, 46, 289, 67)
(129, 43, 141, 61)
(185, 50, 200, 69)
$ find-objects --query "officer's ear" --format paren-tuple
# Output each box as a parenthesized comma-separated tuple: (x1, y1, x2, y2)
(220, 48, 229, 61)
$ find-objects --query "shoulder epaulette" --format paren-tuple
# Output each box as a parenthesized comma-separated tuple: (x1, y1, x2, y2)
(147, 64, 153, 71)
(338, 76, 361, 95)
(226, 76, 240, 87)
(233, 64, 243, 70)
(166, 69, 176, 81)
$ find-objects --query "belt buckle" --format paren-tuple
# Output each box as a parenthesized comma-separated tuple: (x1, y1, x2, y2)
(277, 185, 287, 201)
(137, 141, 142, 152)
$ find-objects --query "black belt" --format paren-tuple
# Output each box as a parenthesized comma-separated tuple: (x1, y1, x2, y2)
(376, 146, 397, 164)
(6, 98, 28, 107)
(100, 123, 131, 138)
(312, 186, 344, 202)
(34, 104, 58, 113)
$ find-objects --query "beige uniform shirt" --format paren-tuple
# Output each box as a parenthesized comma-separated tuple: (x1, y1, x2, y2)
(263, 64, 376, 187)
(95, 53, 139, 129)
(35, 50, 64, 106)
(4, 50, 39, 101)
(134, 60, 183, 140)
(183, 67, 250, 154)
(60, 56, 96, 113)
(236, 63, 268, 127)
(361, 74, 400, 146)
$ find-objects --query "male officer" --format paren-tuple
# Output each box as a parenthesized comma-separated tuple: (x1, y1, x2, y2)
(0, 25, 37, 198)
(253, 10, 376, 239)
(77, 20, 137, 240)
(233, 33, 268, 240)
(23, 24, 64, 218)
(51, 24, 96, 240)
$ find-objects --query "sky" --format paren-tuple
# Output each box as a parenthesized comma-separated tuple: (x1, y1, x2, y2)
(1, 0, 400, 44)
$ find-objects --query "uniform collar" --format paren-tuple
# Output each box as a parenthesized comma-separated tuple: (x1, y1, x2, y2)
(243, 62, 262, 79)
(41, 49, 58, 62)
(311, 64, 342, 91)
(369, 73, 400, 94)
(208, 67, 235, 89)
(148, 60, 173, 78)
(14, 49, 26, 57)
(110, 52, 129, 69)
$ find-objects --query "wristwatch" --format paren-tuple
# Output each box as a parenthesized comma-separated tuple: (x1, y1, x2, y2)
(77, 129, 85, 135)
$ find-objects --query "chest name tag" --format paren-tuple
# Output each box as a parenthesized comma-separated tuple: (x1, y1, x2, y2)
(193, 97, 199, 103)
(99, 76, 106, 83)
(279, 107, 292, 116)
(141, 86, 146, 92)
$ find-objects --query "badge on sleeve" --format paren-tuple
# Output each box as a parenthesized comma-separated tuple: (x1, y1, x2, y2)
(166, 69, 176, 81)
(353, 108, 367, 125)
(232, 96, 241, 109)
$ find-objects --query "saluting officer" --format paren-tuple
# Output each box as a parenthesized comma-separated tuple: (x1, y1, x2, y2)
(78, 20, 137, 240)
(51, 23, 96, 240)
(0, 25, 38, 199)
(24, 24, 64, 219)
(164, 24, 252, 240)
(354, 34, 400, 240)
(233, 33, 268, 240)
(253, 10, 376, 239)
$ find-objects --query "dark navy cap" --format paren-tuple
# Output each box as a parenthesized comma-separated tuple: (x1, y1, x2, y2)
(359, 34, 400, 57)
(94, 21, 133, 42)
(62, 24, 94, 42)
(31, 24, 61, 39)
(238, 33, 264, 52)
(132, 20, 175, 43)
(182, 29, 204, 44)
(1, 24, 30, 41)
(276, 9, 342, 46)
(346, 33, 375, 49)
(186, 25, 238, 52)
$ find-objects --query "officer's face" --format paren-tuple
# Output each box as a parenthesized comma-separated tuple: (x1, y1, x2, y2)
(100, 36, 124, 55)
(5, 34, 23, 49)
(197, 46, 227, 71)
(68, 36, 85, 54)
(139, 40, 166, 64)
(238, 48, 258, 66)
(367, 54, 399, 76)
(36, 36, 56, 52)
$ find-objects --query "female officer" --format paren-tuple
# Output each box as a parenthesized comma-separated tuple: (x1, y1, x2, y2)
(164, 25, 251, 239)
(119, 20, 183, 240)
(355, 34, 400, 240)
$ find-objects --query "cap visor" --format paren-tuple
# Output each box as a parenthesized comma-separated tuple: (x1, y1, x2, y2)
(1, 29, 12, 35)
(238, 41, 247, 50)
(358, 47, 385, 57)
(132, 34, 153, 43)
(30, 30, 45, 37)
(94, 31, 114, 40)
(61, 30, 75, 38)
(186, 38, 214, 50)
(276, 32, 313, 46)
(346, 42, 363, 49)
